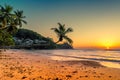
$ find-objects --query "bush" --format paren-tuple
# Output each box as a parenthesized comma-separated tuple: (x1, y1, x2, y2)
(13, 29, 44, 40)
(0, 30, 15, 46)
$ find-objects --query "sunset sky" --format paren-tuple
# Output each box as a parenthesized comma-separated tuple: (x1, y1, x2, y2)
(1, 0, 120, 49)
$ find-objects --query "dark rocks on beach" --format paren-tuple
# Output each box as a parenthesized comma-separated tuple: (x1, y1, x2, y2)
(60, 65, 64, 67)
(100, 73, 104, 75)
(21, 76, 27, 79)
(72, 71, 78, 73)
(80, 76, 83, 78)
(57, 43, 73, 49)
(13, 37, 47, 46)
(109, 76, 112, 78)
(85, 75, 88, 77)
(66, 75, 72, 78)
(54, 78, 59, 80)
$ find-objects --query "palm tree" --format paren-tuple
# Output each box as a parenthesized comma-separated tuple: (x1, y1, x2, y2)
(51, 23, 73, 45)
(6, 10, 27, 34)
(0, 5, 27, 34)
(14, 10, 27, 27)
(0, 5, 13, 28)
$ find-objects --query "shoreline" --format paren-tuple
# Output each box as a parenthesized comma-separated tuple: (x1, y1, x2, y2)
(0, 49, 120, 80)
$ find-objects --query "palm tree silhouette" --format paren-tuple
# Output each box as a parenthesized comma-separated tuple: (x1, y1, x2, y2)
(14, 10, 27, 27)
(0, 5, 13, 28)
(6, 10, 27, 34)
(51, 23, 73, 45)
(0, 5, 27, 34)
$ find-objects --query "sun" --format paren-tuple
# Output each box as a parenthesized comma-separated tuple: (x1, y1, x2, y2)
(105, 43, 111, 49)
(104, 41, 113, 49)
(100, 40, 114, 49)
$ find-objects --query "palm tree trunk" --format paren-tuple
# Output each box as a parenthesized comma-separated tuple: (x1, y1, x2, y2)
(0, 26, 8, 30)
(55, 40, 60, 43)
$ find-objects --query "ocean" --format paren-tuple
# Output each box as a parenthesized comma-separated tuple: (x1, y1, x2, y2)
(32, 49, 120, 68)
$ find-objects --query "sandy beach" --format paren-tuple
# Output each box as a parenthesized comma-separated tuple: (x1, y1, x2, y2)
(0, 49, 120, 80)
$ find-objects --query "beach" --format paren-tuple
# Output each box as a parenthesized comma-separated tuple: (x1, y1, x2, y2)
(0, 49, 120, 80)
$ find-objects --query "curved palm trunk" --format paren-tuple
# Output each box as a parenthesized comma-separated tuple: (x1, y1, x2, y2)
(55, 40, 60, 43)
(55, 35, 63, 43)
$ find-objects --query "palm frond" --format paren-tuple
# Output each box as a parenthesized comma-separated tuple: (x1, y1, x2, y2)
(63, 36, 73, 44)
(5, 5, 13, 13)
(22, 20, 27, 24)
(51, 23, 73, 44)
(65, 27, 73, 34)
(58, 23, 65, 32)
(51, 28, 60, 35)
(14, 10, 27, 27)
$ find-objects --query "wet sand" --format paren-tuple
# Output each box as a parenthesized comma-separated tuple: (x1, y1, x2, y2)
(0, 49, 120, 80)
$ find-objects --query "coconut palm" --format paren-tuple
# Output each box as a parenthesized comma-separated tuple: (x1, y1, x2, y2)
(51, 23, 73, 45)
(0, 4, 27, 47)
(14, 10, 27, 27)
(0, 5, 13, 28)
(0, 5, 27, 34)
(6, 10, 27, 34)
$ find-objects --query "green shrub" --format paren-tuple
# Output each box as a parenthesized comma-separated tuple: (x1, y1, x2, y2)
(13, 29, 44, 39)
(0, 30, 15, 46)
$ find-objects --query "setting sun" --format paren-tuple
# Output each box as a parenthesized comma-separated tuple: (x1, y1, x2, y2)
(100, 40, 114, 49)
(105, 43, 111, 49)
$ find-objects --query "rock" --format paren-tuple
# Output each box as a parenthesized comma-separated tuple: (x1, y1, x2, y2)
(21, 76, 27, 79)
(38, 40, 47, 44)
(66, 75, 72, 78)
(34, 39, 47, 44)
(34, 39, 40, 44)
(13, 37, 23, 45)
(14, 37, 48, 46)
(22, 39, 33, 46)
(57, 43, 73, 49)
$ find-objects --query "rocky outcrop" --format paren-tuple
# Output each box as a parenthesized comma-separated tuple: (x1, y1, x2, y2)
(13, 37, 47, 46)
(57, 43, 73, 49)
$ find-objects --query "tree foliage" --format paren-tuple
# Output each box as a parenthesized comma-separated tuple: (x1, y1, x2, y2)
(0, 4, 27, 47)
(0, 30, 14, 46)
(0, 4, 27, 34)
(13, 29, 44, 40)
(51, 23, 73, 45)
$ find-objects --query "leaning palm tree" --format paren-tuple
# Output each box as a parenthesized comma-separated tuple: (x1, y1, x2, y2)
(51, 23, 73, 45)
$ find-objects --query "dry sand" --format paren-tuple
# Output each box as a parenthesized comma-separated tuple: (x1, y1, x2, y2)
(0, 49, 120, 80)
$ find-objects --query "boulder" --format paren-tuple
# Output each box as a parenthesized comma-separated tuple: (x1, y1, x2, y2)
(57, 43, 73, 49)
(22, 39, 33, 46)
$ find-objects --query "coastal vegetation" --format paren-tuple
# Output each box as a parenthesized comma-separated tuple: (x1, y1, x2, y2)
(0, 4, 27, 47)
(0, 4, 73, 49)
(0, 30, 14, 46)
(0, 5, 27, 33)
(51, 23, 73, 45)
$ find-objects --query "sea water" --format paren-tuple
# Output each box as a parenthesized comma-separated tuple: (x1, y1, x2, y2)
(34, 49, 120, 69)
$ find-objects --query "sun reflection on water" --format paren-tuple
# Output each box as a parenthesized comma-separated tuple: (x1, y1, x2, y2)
(100, 62, 120, 68)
